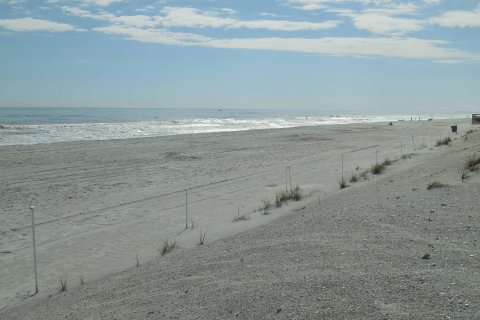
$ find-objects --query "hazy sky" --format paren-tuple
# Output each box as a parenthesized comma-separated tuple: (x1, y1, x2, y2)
(0, 0, 479, 113)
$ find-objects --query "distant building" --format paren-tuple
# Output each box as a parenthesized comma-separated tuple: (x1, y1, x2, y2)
(473, 114, 480, 125)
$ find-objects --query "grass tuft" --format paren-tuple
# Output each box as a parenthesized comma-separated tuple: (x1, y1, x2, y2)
(427, 182, 446, 190)
(160, 239, 177, 255)
(465, 153, 480, 172)
(199, 229, 206, 245)
(371, 163, 385, 175)
(382, 158, 392, 166)
(460, 168, 469, 182)
(349, 173, 358, 183)
(233, 213, 250, 222)
(261, 199, 272, 215)
(59, 279, 67, 293)
(436, 136, 451, 146)
(339, 177, 348, 189)
(275, 186, 303, 208)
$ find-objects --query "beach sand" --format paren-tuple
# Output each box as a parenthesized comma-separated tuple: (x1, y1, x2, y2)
(1, 119, 478, 318)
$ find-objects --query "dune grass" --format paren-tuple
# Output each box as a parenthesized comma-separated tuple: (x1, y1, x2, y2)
(465, 153, 480, 171)
(233, 213, 250, 222)
(382, 158, 392, 166)
(436, 136, 451, 146)
(199, 229, 206, 245)
(274, 186, 302, 208)
(427, 182, 446, 190)
(339, 177, 348, 189)
(261, 199, 272, 215)
(59, 279, 67, 293)
(371, 163, 385, 175)
(159, 239, 177, 255)
(349, 173, 358, 183)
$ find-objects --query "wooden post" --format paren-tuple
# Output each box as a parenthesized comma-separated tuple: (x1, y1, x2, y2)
(30, 206, 38, 294)
(185, 188, 188, 230)
(341, 154, 344, 181)
(288, 166, 292, 190)
(285, 167, 289, 192)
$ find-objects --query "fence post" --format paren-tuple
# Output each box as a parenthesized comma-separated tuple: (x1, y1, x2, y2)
(285, 167, 289, 192)
(185, 188, 188, 230)
(288, 166, 292, 191)
(30, 206, 38, 294)
(341, 154, 344, 181)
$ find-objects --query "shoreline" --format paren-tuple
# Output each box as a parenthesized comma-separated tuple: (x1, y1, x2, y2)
(0, 115, 470, 147)
(0, 118, 475, 311)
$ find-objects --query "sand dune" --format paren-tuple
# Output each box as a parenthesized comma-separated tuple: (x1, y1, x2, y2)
(0, 119, 477, 318)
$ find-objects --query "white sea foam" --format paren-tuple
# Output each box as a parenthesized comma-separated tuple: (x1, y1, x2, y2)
(0, 115, 462, 146)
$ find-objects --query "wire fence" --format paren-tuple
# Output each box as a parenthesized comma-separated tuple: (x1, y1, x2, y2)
(1, 121, 474, 306)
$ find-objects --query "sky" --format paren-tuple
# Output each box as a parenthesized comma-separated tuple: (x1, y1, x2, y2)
(0, 0, 479, 113)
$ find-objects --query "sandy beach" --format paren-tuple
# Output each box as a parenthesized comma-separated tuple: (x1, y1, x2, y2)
(1, 119, 478, 319)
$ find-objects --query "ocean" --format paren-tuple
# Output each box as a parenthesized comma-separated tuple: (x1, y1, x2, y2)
(0, 107, 463, 146)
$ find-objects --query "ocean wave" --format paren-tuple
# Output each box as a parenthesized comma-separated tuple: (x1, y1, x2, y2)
(0, 115, 462, 146)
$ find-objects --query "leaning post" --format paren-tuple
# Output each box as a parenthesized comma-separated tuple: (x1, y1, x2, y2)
(30, 206, 38, 294)
(185, 188, 188, 230)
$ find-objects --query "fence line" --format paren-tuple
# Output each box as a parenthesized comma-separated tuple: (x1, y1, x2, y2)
(3, 129, 463, 299)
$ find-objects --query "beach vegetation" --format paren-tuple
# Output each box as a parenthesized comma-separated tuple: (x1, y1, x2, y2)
(233, 213, 250, 222)
(274, 186, 303, 208)
(460, 168, 469, 182)
(199, 229, 207, 245)
(371, 163, 385, 175)
(382, 158, 392, 166)
(427, 182, 446, 190)
(436, 137, 451, 146)
(59, 279, 67, 293)
(339, 177, 348, 189)
(349, 173, 358, 183)
(465, 153, 480, 171)
(360, 170, 369, 180)
(159, 239, 177, 255)
(261, 199, 272, 214)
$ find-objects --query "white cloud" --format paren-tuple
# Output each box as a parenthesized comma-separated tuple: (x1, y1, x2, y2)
(348, 13, 425, 35)
(94, 25, 210, 44)
(362, 3, 418, 15)
(159, 7, 340, 31)
(93, 24, 480, 63)
(84, 0, 122, 6)
(63, 6, 341, 31)
(0, 17, 77, 32)
(430, 7, 480, 28)
(206, 37, 476, 61)
(423, 0, 441, 5)
(287, 0, 396, 11)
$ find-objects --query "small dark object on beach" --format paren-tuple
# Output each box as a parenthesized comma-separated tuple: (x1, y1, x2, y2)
(427, 182, 446, 190)
(421, 253, 431, 260)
